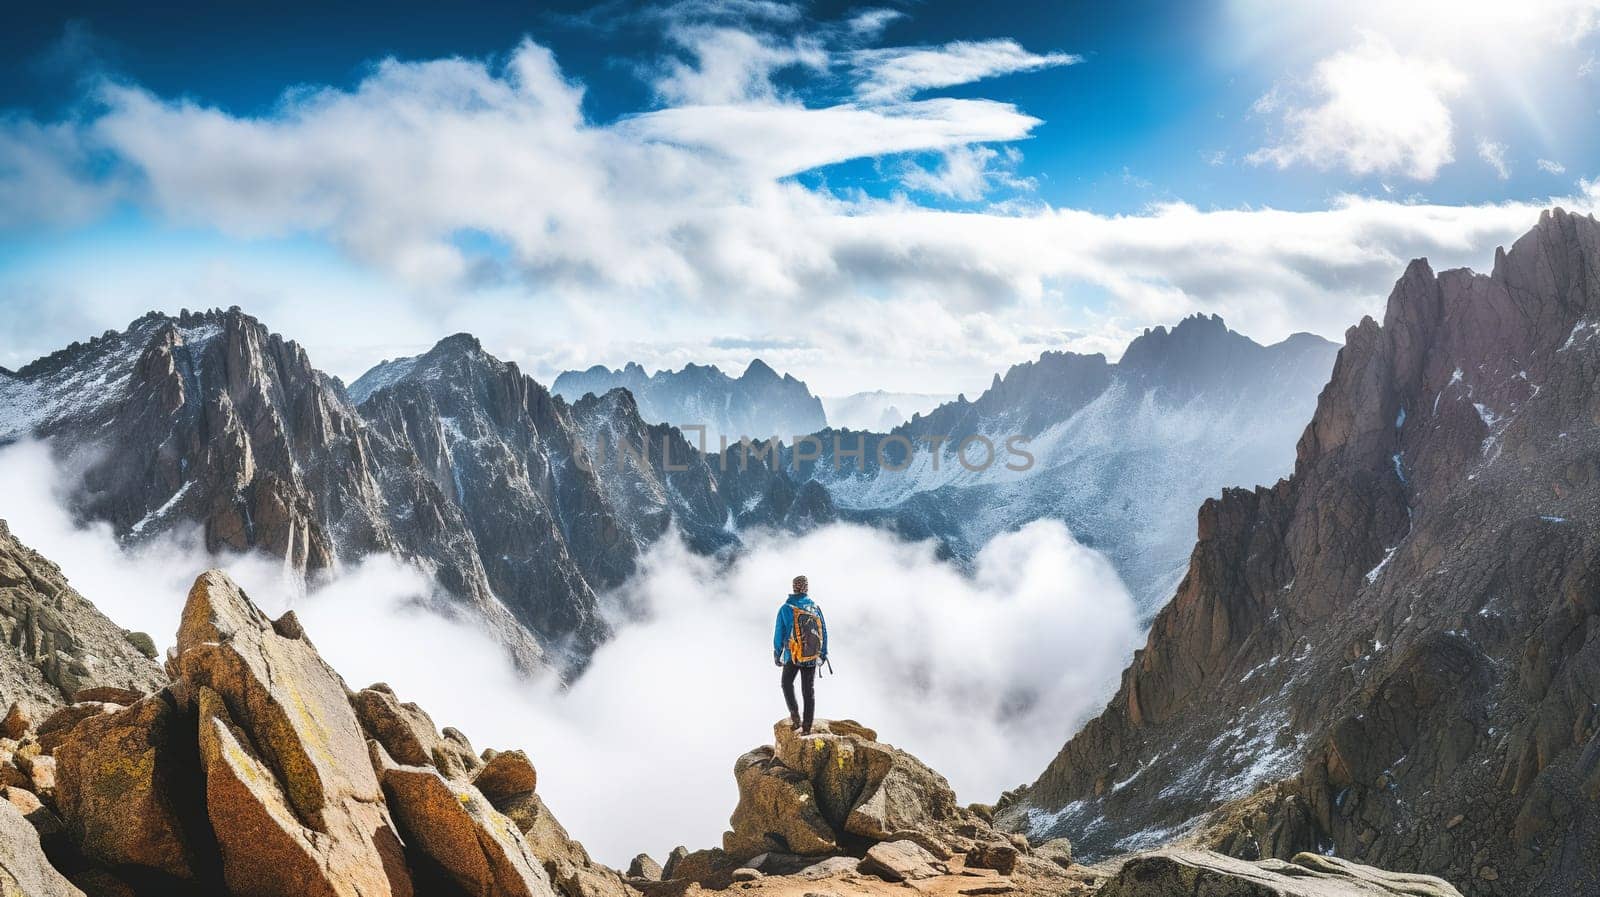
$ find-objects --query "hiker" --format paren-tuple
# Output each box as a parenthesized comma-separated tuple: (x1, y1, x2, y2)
(774, 574, 828, 735)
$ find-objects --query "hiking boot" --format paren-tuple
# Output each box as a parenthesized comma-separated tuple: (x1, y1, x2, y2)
(789, 714, 802, 730)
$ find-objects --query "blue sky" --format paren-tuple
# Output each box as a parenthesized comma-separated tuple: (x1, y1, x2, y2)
(2, 0, 1598, 394)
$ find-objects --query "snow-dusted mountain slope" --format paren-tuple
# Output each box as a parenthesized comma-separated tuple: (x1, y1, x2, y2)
(786, 316, 1339, 614)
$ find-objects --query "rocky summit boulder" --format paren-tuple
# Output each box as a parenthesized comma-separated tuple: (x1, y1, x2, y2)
(175, 571, 413, 897)
(1099, 849, 1463, 897)
(773, 719, 959, 841)
(717, 719, 1004, 872)
(726, 745, 838, 858)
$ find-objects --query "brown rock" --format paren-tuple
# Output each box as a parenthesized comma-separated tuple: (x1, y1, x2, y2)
(665, 848, 733, 883)
(661, 847, 689, 880)
(25, 754, 55, 797)
(51, 690, 207, 882)
(36, 703, 119, 751)
(887, 828, 955, 859)
(67, 868, 137, 897)
(966, 843, 1018, 876)
(473, 748, 538, 802)
(1, 702, 29, 740)
(179, 569, 412, 897)
(351, 684, 481, 780)
(628, 854, 663, 881)
(859, 840, 941, 882)
(793, 857, 858, 881)
(484, 778, 633, 897)
(724, 746, 837, 859)
(378, 753, 556, 897)
(0, 521, 165, 712)
(772, 720, 958, 841)
(69, 686, 146, 706)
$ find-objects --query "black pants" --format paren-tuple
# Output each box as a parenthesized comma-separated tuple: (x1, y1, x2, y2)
(781, 662, 816, 731)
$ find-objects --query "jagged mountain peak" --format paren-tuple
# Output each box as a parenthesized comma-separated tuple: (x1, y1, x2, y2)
(552, 356, 826, 444)
(428, 331, 486, 357)
(1005, 211, 1600, 893)
(741, 357, 778, 380)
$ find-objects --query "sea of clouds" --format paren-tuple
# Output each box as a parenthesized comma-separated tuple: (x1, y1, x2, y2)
(0, 438, 1140, 866)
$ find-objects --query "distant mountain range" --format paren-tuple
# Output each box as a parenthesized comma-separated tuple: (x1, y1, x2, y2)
(821, 391, 954, 432)
(551, 360, 826, 447)
(0, 309, 1335, 670)
(781, 314, 1340, 612)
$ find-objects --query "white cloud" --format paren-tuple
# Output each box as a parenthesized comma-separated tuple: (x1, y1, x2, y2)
(0, 118, 123, 228)
(0, 438, 1140, 866)
(1478, 138, 1511, 179)
(619, 97, 1045, 180)
(0, 35, 1593, 396)
(852, 39, 1082, 103)
(847, 8, 905, 37)
(653, 25, 826, 105)
(1539, 158, 1567, 174)
(1249, 37, 1466, 180)
(898, 145, 1031, 201)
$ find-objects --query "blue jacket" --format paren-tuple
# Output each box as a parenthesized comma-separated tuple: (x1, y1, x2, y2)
(774, 594, 827, 666)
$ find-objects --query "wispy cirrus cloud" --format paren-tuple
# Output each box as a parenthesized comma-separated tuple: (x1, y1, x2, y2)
(852, 39, 1082, 102)
(1478, 138, 1511, 179)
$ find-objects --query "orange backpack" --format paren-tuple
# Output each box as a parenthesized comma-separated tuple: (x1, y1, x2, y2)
(787, 606, 825, 665)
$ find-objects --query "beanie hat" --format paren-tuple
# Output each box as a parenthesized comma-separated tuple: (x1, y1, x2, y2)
(792, 575, 809, 594)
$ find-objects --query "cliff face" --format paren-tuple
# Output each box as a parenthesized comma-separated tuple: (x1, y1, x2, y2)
(0, 521, 165, 712)
(1002, 210, 1600, 895)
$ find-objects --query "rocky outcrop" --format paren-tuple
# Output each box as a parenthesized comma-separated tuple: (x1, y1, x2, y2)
(1098, 849, 1462, 897)
(0, 520, 164, 713)
(1002, 210, 1600, 895)
(373, 744, 555, 897)
(722, 720, 967, 862)
(352, 683, 482, 779)
(651, 718, 1034, 892)
(0, 567, 631, 897)
(178, 570, 411, 897)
